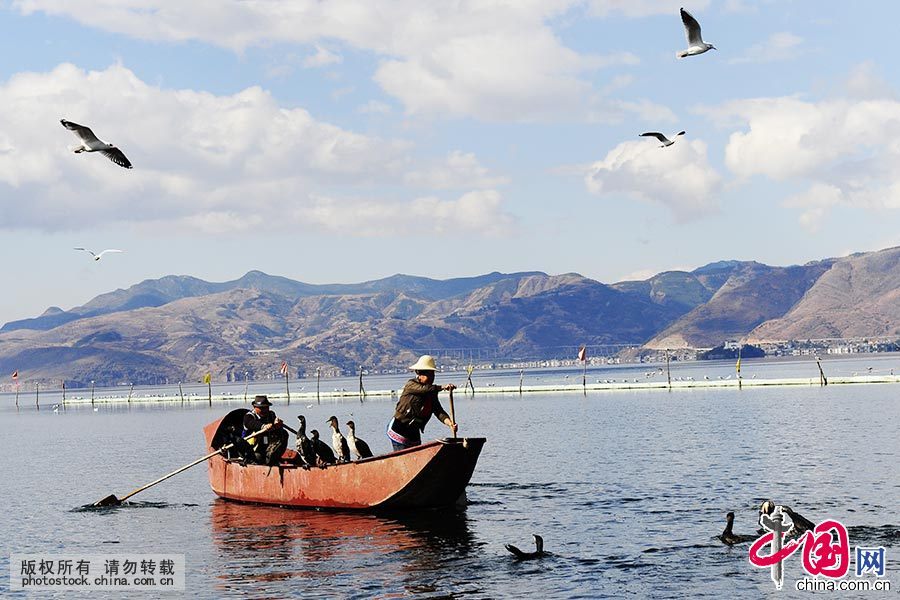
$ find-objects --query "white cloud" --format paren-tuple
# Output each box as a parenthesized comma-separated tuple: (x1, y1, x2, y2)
(305, 189, 515, 237)
(404, 151, 509, 190)
(588, 1, 710, 18)
(0, 63, 512, 235)
(728, 32, 804, 65)
(303, 45, 342, 68)
(11, 0, 662, 123)
(709, 72, 900, 228)
(584, 138, 722, 221)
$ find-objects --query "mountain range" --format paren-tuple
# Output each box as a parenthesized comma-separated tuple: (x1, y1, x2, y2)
(2, 246, 899, 386)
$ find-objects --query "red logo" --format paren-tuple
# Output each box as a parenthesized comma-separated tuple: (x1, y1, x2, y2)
(750, 519, 850, 578)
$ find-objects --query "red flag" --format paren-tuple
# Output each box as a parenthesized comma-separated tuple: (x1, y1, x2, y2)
(577, 346, 586, 362)
(12, 370, 18, 380)
(280, 361, 288, 376)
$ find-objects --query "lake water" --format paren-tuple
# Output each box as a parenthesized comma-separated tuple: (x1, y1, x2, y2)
(2, 356, 898, 598)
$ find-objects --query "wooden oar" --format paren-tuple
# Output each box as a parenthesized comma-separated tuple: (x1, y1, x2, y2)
(448, 387, 457, 439)
(92, 424, 274, 507)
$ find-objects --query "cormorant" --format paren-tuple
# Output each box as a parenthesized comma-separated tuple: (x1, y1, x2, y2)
(309, 429, 336, 466)
(718, 512, 757, 545)
(505, 534, 545, 560)
(294, 415, 316, 467)
(346, 420, 373, 459)
(327, 416, 351, 462)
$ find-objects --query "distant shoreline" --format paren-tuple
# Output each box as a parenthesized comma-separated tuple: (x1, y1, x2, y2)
(18, 374, 900, 406)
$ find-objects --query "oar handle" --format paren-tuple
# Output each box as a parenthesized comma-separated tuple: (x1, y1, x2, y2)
(115, 424, 275, 503)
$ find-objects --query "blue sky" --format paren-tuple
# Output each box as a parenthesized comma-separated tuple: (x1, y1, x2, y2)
(1, 1, 899, 325)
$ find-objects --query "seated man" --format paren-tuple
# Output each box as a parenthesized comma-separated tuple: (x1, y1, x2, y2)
(242, 395, 288, 465)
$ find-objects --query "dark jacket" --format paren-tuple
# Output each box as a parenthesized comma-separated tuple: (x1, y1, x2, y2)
(243, 409, 277, 433)
(393, 379, 450, 433)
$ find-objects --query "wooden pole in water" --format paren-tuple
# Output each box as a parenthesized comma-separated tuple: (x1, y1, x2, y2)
(284, 365, 291, 406)
(178, 382, 185, 404)
(62, 381, 66, 406)
(207, 379, 212, 406)
(359, 366, 366, 400)
(243, 371, 249, 402)
(90, 380, 95, 406)
(666, 349, 672, 390)
(519, 369, 524, 395)
(35, 382, 40, 409)
(316, 367, 321, 404)
(816, 356, 828, 386)
(15, 382, 19, 408)
(128, 383, 134, 403)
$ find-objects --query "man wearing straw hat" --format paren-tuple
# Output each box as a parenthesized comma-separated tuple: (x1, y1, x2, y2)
(387, 355, 457, 451)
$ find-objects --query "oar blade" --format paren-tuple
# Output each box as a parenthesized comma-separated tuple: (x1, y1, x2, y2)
(92, 494, 121, 507)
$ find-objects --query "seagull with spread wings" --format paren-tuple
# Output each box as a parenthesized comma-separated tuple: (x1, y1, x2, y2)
(60, 119, 133, 169)
(640, 131, 686, 148)
(74, 247, 124, 261)
(677, 8, 716, 58)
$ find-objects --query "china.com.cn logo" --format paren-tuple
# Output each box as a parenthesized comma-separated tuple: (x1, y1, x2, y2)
(748, 507, 888, 591)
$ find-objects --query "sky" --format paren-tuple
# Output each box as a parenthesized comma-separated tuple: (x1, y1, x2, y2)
(2, 0, 900, 325)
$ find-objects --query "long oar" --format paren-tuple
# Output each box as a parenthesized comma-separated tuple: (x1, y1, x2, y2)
(448, 387, 457, 439)
(92, 424, 274, 507)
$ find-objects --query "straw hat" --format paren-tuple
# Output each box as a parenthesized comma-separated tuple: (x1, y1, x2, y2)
(409, 355, 438, 371)
(252, 394, 272, 407)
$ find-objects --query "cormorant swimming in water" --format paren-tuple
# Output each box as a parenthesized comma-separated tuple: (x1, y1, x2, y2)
(505, 534, 545, 560)
(718, 512, 757, 545)
(346, 420, 373, 459)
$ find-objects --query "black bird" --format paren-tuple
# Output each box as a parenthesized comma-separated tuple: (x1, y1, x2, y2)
(309, 429, 336, 466)
(505, 534, 545, 560)
(719, 512, 757, 546)
(346, 420, 373, 459)
(294, 415, 316, 467)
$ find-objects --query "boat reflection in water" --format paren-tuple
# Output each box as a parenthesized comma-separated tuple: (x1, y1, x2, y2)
(209, 498, 479, 596)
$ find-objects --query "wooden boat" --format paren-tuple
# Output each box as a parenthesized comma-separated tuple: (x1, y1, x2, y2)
(204, 409, 486, 510)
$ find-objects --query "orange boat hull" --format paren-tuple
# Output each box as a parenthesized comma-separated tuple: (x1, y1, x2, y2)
(203, 411, 485, 510)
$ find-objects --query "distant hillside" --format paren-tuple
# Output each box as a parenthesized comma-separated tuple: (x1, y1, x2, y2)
(2, 246, 899, 385)
(645, 260, 835, 349)
(747, 247, 900, 341)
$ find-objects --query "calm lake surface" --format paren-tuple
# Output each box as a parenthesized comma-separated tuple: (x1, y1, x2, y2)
(2, 356, 899, 598)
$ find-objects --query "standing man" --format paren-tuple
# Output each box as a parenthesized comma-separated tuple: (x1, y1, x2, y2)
(243, 395, 288, 465)
(387, 355, 457, 451)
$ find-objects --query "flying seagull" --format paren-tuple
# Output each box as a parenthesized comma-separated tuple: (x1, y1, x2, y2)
(677, 8, 715, 58)
(60, 119, 133, 169)
(74, 247, 124, 261)
(640, 131, 686, 147)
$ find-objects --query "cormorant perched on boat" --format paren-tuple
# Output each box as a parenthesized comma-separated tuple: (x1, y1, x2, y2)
(718, 512, 757, 546)
(758, 500, 815, 538)
(294, 415, 316, 467)
(309, 429, 336, 466)
(505, 534, 545, 560)
(327, 416, 351, 462)
(346, 420, 373, 459)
